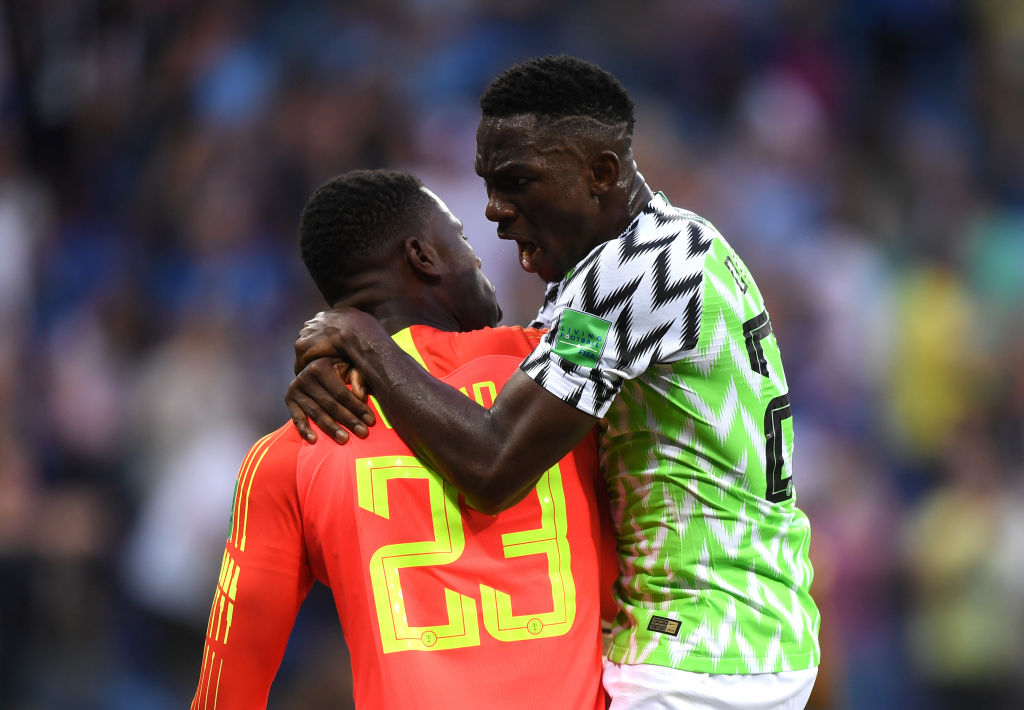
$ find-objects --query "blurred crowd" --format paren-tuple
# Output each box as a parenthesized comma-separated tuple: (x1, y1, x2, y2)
(1, 1, 1022, 708)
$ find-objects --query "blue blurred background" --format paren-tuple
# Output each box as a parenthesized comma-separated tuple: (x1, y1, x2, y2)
(1, 1, 1022, 708)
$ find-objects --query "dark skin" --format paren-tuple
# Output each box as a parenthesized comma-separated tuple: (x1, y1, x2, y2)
(288, 114, 653, 514)
(295, 188, 502, 435)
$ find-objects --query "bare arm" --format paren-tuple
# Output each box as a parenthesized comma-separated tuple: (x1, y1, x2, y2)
(286, 308, 598, 514)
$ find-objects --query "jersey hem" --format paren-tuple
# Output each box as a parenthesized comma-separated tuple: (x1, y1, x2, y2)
(606, 643, 820, 674)
(520, 357, 612, 418)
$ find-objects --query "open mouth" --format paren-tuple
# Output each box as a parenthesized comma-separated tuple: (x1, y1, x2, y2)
(516, 241, 539, 273)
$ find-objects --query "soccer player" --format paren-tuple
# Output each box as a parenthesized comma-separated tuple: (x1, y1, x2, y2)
(192, 170, 615, 709)
(287, 56, 821, 708)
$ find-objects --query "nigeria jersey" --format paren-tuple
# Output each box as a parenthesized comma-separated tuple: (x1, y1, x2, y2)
(521, 193, 820, 674)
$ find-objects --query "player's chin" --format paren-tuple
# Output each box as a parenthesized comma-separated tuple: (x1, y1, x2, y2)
(466, 300, 500, 330)
(482, 301, 501, 328)
(536, 262, 566, 284)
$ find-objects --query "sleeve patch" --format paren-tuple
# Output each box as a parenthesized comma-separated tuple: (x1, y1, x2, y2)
(552, 309, 611, 368)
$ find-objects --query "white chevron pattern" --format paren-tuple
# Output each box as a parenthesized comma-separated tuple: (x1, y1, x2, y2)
(523, 193, 819, 674)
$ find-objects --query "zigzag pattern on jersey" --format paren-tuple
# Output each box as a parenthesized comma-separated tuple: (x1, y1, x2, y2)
(525, 339, 619, 409)
(599, 235, 818, 672)
(528, 281, 561, 329)
(578, 215, 712, 355)
(522, 205, 717, 417)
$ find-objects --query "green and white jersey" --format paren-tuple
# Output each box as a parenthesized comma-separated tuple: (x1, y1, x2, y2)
(521, 193, 820, 674)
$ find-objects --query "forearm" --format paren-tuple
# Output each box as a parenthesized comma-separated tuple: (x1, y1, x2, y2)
(343, 332, 593, 513)
(345, 335, 519, 511)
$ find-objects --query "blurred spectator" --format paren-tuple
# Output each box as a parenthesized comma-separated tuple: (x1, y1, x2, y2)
(883, 260, 982, 481)
(902, 428, 1024, 709)
(2, 1, 1023, 707)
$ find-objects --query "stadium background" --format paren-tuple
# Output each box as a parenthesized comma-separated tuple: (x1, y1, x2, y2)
(1, 1, 1022, 708)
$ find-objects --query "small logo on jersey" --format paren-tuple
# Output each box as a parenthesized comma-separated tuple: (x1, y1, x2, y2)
(724, 256, 748, 293)
(647, 616, 681, 637)
(553, 309, 610, 367)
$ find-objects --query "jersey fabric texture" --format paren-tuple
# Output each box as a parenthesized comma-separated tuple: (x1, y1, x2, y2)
(192, 325, 614, 710)
(521, 193, 821, 674)
(602, 660, 818, 710)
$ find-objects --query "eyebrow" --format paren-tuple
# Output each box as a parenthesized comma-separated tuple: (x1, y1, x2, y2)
(495, 160, 532, 170)
(475, 151, 533, 175)
(486, 160, 536, 176)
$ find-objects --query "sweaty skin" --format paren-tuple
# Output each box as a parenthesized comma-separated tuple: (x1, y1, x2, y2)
(292, 309, 596, 513)
(287, 115, 652, 513)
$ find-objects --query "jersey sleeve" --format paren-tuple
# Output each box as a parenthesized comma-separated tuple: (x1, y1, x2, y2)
(528, 281, 562, 329)
(519, 205, 715, 418)
(191, 425, 314, 710)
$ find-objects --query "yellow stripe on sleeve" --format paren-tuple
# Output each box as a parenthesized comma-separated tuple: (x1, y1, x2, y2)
(238, 428, 286, 551)
(230, 432, 274, 548)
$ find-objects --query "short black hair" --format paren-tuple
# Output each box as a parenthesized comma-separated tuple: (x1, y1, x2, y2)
(299, 169, 432, 305)
(480, 55, 635, 134)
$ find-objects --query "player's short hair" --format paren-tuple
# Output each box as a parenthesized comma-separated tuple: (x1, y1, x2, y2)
(299, 169, 432, 305)
(480, 55, 635, 134)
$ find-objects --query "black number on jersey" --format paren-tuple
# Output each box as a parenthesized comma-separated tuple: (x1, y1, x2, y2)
(743, 312, 794, 503)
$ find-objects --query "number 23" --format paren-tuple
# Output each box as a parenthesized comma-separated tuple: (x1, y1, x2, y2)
(356, 456, 576, 653)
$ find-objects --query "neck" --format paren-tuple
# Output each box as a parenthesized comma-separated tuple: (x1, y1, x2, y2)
(331, 276, 461, 335)
(601, 169, 653, 244)
(625, 170, 653, 222)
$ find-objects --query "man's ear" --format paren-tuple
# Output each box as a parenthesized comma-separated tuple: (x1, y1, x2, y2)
(590, 151, 621, 197)
(404, 237, 442, 281)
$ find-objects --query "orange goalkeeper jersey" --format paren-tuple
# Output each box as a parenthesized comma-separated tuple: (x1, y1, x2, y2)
(192, 325, 615, 710)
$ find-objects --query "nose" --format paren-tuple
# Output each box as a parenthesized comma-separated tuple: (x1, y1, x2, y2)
(485, 194, 515, 223)
(475, 257, 482, 269)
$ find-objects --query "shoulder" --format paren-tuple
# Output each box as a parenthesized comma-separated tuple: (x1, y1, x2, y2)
(235, 424, 304, 494)
(228, 424, 305, 543)
(529, 281, 562, 329)
(564, 197, 719, 294)
(464, 325, 547, 355)
(437, 354, 526, 405)
(615, 197, 718, 267)
(412, 325, 547, 368)
(244, 423, 303, 470)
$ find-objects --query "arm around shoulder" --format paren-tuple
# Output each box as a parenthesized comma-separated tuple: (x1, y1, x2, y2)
(382, 368, 599, 514)
(286, 307, 599, 513)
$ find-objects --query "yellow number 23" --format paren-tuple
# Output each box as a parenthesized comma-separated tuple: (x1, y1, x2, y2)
(356, 455, 576, 653)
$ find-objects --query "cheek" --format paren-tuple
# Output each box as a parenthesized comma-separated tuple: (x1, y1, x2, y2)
(533, 199, 581, 234)
(545, 182, 590, 221)
(536, 202, 590, 251)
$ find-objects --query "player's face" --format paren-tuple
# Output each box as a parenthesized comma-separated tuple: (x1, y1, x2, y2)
(420, 187, 502, 330)
(475, 115, 605, 283)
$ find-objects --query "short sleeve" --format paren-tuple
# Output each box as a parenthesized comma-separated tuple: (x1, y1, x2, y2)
(519, 199, 716, 418)
(528, 281, 562, 329)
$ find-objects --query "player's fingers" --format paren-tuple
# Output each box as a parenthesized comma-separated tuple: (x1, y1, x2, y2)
(290, 360, 364, 443)
(302, 311, 327, 329)
(291, 383, 354, 444)
(346, 370, 375, 425)
(330, 361, 374, 424)
(294, 335, 335, 374)
(285, 386, 322, 443)
(296, 370, 368, 441)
